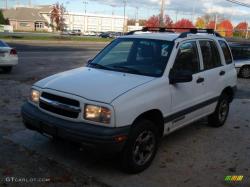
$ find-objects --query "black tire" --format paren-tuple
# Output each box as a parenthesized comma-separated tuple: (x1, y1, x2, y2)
(2, 66, 12, 73)
(239, 66, 250, 78)
(208, 94, 230, 127)
(121, 119, 159, 174)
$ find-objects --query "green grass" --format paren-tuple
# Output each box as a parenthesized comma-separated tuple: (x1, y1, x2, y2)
(0, 34, 112, 42)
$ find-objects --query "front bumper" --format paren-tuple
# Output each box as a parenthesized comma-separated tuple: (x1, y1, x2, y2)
(21, 102, 130, 153)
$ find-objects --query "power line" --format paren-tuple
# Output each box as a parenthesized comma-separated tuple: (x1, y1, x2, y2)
(225, 0, 250, 8)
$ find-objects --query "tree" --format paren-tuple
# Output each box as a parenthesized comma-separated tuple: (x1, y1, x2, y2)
(206, 21, 216, 29)
(145, 15, 160, 27)
(217, 20, 233, 37)
(128, 19, 136, 26)
(145, 14, 173, 28)
(164, 15, 173, 28)
(195, 17, 206, 29)
(50, 2, 66, 31)
(234, 22, 248, 37)
(173, 19, 194, 32)
(0, 10, 8, 25)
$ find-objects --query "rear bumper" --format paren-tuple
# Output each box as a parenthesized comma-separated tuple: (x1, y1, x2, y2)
(0, 58, 18, 66)
(21, 102, 130, 153)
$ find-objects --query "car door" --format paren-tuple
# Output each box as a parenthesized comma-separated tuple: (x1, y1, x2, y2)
(169, 40, 206, 129)
(198, 40, 225, 101)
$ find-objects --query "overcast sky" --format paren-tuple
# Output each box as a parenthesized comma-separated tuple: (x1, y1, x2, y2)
(2, 0, 250, 24)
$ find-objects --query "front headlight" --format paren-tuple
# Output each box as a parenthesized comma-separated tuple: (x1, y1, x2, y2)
(84, 104, 111, 124)
(30, 89, 40, 104)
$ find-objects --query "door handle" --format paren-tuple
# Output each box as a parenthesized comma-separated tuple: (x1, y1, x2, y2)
(220, 71, 226, 76)
(196, 77, 205, 84)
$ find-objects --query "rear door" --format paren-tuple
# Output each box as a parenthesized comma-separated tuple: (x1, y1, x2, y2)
(198, 40, 225, 101)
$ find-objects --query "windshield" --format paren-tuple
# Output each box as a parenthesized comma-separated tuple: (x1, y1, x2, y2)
(0, 40, 8, 47)
(88, 38, 174, 77)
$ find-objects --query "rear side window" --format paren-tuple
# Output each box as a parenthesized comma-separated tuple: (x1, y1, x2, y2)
(219, 40, 233, 64)
(173, 41, 200, 74)
(199, 40, 222, 70)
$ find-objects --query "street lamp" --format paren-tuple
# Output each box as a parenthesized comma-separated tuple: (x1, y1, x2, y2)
(83, 0, 88, 14)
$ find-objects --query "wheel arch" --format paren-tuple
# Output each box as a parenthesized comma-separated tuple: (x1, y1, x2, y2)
(221, 86, 235, 103)
(132, 109, 165, 137)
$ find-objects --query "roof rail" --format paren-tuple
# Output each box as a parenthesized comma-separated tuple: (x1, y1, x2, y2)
(177, 28, 222, 38)
(126, 27, 222, 38)
(126, 27, 174, 35)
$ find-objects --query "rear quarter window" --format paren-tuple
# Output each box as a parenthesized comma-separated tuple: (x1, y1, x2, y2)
(219, 40, 233, 64)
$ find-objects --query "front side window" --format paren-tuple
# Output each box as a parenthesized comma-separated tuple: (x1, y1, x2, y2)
(172, 41, 200, 74)
(89, 38, 174, 77)
(199, 40, 222, 70)
(219, 40, 233, 64)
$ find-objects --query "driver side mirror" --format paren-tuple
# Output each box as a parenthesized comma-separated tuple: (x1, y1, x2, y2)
(169, 68, 193, 84)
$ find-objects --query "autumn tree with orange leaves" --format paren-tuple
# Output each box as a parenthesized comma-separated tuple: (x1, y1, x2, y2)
(195, 17, 206, 29)
(217, 20, 233, 37)
(173, 19, 194, 32)
(145, 15, 173, 28)
(50, 2, 66, 31)
(206, 21, 216, 29)
(234, 22, 248, 37)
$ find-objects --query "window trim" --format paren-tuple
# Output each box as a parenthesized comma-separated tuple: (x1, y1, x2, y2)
(198, 39, 223, 71)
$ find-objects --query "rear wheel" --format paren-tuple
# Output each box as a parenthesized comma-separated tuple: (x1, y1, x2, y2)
(240, 66, 250, 78)
(208, 94, 230, 127)
(121, 119, 159, 174)
(2, 66, 12, 73)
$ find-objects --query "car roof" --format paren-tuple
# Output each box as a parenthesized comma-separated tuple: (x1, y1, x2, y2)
(121, 32, 222, 42)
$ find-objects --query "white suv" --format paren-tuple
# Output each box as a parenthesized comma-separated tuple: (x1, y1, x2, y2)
(22, 28, 237, 173)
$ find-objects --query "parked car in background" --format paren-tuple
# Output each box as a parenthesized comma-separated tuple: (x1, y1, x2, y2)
(70, 30, 82, 36)
(230, 43, 250, 78)
(0, 40, 18, 73)
(100, 32, 122, 38)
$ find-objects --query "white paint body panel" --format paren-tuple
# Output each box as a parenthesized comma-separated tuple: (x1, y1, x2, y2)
(31, 33, 237, 135)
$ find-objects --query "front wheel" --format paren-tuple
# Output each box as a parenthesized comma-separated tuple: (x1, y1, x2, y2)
(208, 94, 230, 127)
(121, 119, 159, 174)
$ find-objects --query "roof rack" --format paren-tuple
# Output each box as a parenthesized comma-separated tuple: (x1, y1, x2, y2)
(126, 27, 222, 38)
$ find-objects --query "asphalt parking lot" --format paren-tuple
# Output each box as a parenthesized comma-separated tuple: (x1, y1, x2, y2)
(0, 41, 250, 187)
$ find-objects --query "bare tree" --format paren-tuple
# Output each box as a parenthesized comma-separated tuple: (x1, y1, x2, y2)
(50, 2, 66, 31)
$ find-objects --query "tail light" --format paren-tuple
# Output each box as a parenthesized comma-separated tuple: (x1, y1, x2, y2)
(10, 49, 17, 55)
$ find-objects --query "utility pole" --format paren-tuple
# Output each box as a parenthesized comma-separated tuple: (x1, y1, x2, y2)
(159, 0, 165, 27)
(29, 0, 32, 7)
(246, 22, 249, 39)
(83, 1, 88, 14)
(5, 0, 8, 9)
(123, 0, 127, 34)
(214, 13, 217, 30)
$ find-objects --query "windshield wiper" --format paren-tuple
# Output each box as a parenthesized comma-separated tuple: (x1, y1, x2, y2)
(88, 63, 113, 71)
(112, 65, 142, 74)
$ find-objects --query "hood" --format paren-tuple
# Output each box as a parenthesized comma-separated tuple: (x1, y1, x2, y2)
(35, 67, 155, 103)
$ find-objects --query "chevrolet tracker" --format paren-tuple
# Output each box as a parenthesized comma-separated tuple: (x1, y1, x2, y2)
(21, 28, 237, 173)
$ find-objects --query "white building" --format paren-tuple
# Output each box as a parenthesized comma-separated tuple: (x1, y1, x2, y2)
(63, 12, 128, 33)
